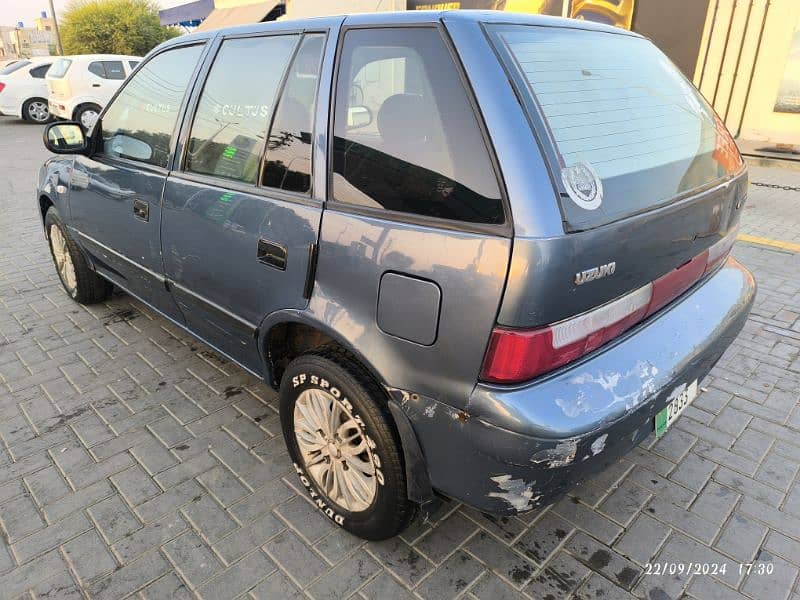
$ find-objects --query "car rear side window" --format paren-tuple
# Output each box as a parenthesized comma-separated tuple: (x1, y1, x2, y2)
(29, 64, 50, 78)
(99, 44, 204, 168)
(129, 61, 140, 70)
(488, 24, 743, 230)
(47, 58, 71, 78)
(89, 60, 126, 80)
(331, 28, 504, 225)
(261, 33, 325, 194)
(185, 35, 298, 185)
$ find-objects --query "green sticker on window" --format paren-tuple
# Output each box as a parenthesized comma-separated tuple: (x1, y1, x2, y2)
(222, 146, 238, 159)
(655, 407, 668, 438)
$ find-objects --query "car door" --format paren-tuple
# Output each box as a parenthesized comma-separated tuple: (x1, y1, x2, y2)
(315, 25, 512, 406)
(68, 42, 207, 321)
(161, 32, 328, 374)
(86, 59, 127, 104)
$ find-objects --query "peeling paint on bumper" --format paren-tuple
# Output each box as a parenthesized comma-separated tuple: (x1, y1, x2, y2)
(395, 257, 755, 515)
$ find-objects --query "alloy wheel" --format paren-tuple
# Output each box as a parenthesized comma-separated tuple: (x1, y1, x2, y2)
(49, 224, 77, 295)
(293, 388, 378, 512)
(27, 100, 49, 123)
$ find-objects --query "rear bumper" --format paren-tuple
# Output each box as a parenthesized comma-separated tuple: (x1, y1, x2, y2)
(399, 256, 755, 515)
(48, 100, 70, 120)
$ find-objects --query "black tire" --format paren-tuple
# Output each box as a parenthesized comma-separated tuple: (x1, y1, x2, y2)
(279, 345, 415, 540)
(22, 98, 50, 123)
(45, 207, 112, 304)
(74, 103, 101, 130)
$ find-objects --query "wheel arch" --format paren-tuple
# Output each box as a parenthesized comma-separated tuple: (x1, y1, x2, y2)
(39, 194, 54, 229)
(259, 311, 435, 506)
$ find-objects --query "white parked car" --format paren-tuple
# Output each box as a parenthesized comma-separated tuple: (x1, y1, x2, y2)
(46, 54, 140, 128)
(0, 57, 53, 123)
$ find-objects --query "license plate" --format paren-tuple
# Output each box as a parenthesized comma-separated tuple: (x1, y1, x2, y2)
(655, 380, 698, 438)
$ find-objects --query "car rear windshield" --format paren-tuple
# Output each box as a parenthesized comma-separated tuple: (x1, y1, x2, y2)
(487, 24, 743, 231)
(0, 60, 31, 75)
(47, 58, 72, 78)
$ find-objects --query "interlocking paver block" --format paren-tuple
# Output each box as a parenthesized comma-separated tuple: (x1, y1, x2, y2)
(2, 120, 800, 600)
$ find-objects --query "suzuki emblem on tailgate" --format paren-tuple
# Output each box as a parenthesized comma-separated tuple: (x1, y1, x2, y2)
(575, 262, 616, 286)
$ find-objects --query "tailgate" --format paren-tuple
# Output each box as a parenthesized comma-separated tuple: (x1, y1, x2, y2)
(498, 172, 747, 328)
(486, 23, 747, 328)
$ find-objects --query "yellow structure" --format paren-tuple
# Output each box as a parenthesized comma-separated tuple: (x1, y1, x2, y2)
(695, 0, 800, 147)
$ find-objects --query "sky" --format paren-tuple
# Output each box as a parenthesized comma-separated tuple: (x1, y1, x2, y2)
(0, 0, 188, 28)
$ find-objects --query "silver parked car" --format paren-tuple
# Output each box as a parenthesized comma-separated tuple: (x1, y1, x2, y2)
(37, 10, 755, 540)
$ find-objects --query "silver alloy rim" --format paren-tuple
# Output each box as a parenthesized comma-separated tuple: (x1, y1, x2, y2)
(49, 225, 77, 295)
(27, 100, 49, 122)
(294, 388, 378, 512)
(80, 109, 98, 129)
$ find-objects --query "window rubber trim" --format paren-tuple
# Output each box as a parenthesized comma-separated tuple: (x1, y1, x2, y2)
(326, 22, 513, 239)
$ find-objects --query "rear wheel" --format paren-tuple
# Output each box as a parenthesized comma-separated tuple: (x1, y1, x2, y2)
(279, 346, 414, 540)
(74, 103, 101, 130)
(45, 207, 112, 304)
(22, 98, 49, 123)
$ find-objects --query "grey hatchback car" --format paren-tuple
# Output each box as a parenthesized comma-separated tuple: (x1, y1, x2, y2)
(37, 10, 755, 540)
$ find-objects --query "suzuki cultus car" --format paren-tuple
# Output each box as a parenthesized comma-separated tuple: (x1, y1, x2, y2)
(37, 10, 755, 540)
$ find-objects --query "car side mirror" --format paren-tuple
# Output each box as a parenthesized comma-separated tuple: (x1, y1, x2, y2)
(43, 122, 88, 154)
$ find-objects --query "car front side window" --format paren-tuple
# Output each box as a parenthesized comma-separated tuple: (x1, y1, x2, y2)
(97, 44, 205, 168)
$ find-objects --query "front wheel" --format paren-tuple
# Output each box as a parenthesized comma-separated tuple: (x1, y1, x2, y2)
(279, 346, 415, 540)
(45, 207, 112, 304)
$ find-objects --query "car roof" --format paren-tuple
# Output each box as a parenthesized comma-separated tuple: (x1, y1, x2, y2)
(159, 9, 639, 47)
(56, 54, 142, 61)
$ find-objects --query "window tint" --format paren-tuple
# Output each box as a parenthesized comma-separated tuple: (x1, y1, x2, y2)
(261, 34, 325, 194)
(89, 60, 126, 80)
(88, 61, 105, 78)
(103, 61, 126, 80)
(186, 35, 298, 184)
(47, 58, 71, 78)
(1, 60, 31, 75)
(29, 64, 50, 78)
(99, 44, 204, 168)
(332, 28, 503, 225)
(129, 61, 140, 70)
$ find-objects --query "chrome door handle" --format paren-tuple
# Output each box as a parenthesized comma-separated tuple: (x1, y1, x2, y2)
(257, 238, 287, 271)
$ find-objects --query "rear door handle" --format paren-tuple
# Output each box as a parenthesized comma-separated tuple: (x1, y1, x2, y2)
(92, 83, 101, 87)
(257, 238, 287, 271)
(133, 199, 149, 222)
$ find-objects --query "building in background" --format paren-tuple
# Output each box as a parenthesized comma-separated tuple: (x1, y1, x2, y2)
(160, 0, 286, 30)
(0, 12, 56, 59)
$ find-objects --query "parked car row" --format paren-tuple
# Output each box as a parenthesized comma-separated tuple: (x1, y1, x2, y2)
(0, 54, 140, 126)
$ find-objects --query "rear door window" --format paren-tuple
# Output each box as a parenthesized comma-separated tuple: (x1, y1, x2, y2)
(331, 27, 504, 225)
(89, 60, 126, 80)
(487, 25, 744, 231)
(185, 35, 298, 184)
(261, 33, 326, 194)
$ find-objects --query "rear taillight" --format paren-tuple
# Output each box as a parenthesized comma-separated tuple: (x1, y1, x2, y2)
(0, 83, 5, 93)
(480, 230, 738, 384)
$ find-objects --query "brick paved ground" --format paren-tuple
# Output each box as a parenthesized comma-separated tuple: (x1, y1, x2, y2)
(1, 116, 800, 600)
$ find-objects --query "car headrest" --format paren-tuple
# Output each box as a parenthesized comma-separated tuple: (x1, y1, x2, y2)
(377, 93, 429, 150)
